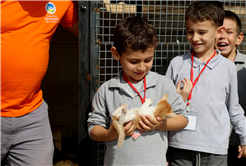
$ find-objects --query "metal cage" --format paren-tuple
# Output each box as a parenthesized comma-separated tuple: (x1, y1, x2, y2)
(79, 1, 246, 165)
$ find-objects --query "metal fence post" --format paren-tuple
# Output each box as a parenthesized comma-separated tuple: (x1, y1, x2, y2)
(78, 1, 97, 166)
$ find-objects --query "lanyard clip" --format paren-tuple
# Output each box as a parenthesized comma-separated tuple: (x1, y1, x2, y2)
(186, 100, 190, 112)
(186, 105, 189, 112)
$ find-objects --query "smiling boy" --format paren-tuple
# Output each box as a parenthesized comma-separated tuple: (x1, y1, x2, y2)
(217, 10, 244, 61)
(87, 16, 188, 165)
(166, 2, 246, 166)
(216, 10, 246, 165)
(185, 18, 220, 61)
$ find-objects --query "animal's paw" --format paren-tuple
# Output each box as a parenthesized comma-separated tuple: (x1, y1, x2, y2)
(145, 98, 152, 105)
(122, 107, 127, 114)
(122, 103, 127, 109)
(121, 104, 128, 114)
(113, 104, 128, 117)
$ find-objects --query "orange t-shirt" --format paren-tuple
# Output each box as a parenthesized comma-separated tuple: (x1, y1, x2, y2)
(1, 1, 78, 117)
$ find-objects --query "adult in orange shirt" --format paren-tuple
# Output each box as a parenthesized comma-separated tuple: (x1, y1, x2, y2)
(1, 1, 78, 165)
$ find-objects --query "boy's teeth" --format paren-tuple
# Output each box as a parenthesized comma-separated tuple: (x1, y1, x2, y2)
(219, 43, 228, 47)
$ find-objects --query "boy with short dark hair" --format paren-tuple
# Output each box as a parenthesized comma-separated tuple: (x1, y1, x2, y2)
(87, 16, 188, 165)
(166, 2, 246, 165)
(216, 10, 246, 165)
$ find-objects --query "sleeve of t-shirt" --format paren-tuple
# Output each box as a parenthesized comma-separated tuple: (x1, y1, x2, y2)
(227, 64, 246, 145)
(60, 1, 78, 28)
(87, 85, 110, 138)
(165, 62, 173, 80)
(165, 77, 188, 119)
(165, 59, 176, 84)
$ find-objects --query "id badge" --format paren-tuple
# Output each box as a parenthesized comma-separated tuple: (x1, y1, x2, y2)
(184, 111, 198, 131)
(131, 129, 143, 139)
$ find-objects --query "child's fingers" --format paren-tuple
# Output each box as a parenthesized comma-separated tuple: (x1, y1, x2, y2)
(186, 78, 193, 89)
(181, 80, 188, 92)
(143, 115, 158, 126)
(183, 78, 192, 89)
(238, 145, 241, 152)
(184, 77, 191, 84)
(156, 116, 163, 122)
(238, 152, 243, 158)
(123, 121, 132, 131)
(137, 121, 148, 131)
(138, 115, 160, 131)
(238, 145, 243, 158)
(176, 81, 181, 93)
(183, 78, 191, 85)
(124, 121, 135, 136)
(138, 115, 153, 131)
(139, 116, 151, 131)
(238, 145, 246, 158)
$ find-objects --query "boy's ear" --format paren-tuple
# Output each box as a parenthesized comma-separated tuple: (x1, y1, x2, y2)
(216, 26, 225, 39)
(111, 47, 120, 61)
(236, 32, 244, 46)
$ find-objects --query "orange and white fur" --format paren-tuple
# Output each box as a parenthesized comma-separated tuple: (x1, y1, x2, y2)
(112, 94, 176, 148)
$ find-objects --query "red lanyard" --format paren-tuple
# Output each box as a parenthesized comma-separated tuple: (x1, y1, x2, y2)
(187, 50, 216, 106)
(122, 72, 146, 104)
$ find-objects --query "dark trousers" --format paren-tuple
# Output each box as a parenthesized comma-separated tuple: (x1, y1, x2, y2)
(168, 147, 227, 166)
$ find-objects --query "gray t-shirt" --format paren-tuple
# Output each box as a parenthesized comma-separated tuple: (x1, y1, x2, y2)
(88, 70, 187, 165)
(230, 50, 246, 145)
(166, 49, 246, 155)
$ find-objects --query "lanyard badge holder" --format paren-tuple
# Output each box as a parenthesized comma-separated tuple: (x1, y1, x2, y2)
(184, 50, 216, 131)
(123, 73, 146, 139)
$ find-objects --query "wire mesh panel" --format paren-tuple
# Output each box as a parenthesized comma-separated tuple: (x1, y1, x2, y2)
(92, 1, 246, 165)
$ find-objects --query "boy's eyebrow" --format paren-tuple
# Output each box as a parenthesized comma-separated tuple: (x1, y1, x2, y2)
(127, 55, 154, 60)
(145, 56, 154, 59)
(225, 28, 235, 30)
(186, 27, 208, 31)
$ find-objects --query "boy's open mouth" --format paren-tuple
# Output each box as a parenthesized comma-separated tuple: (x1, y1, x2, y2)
(218, 42, 229, 47)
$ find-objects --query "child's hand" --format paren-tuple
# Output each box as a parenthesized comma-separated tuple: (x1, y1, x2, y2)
(176, 78, 193, 102)
(123, 121, 135, 136)
(137, 115, 164, 131)
(238, 145, 246, 158)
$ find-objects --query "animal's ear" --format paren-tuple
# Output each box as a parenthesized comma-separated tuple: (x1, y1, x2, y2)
(161, 94, 168, 101)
